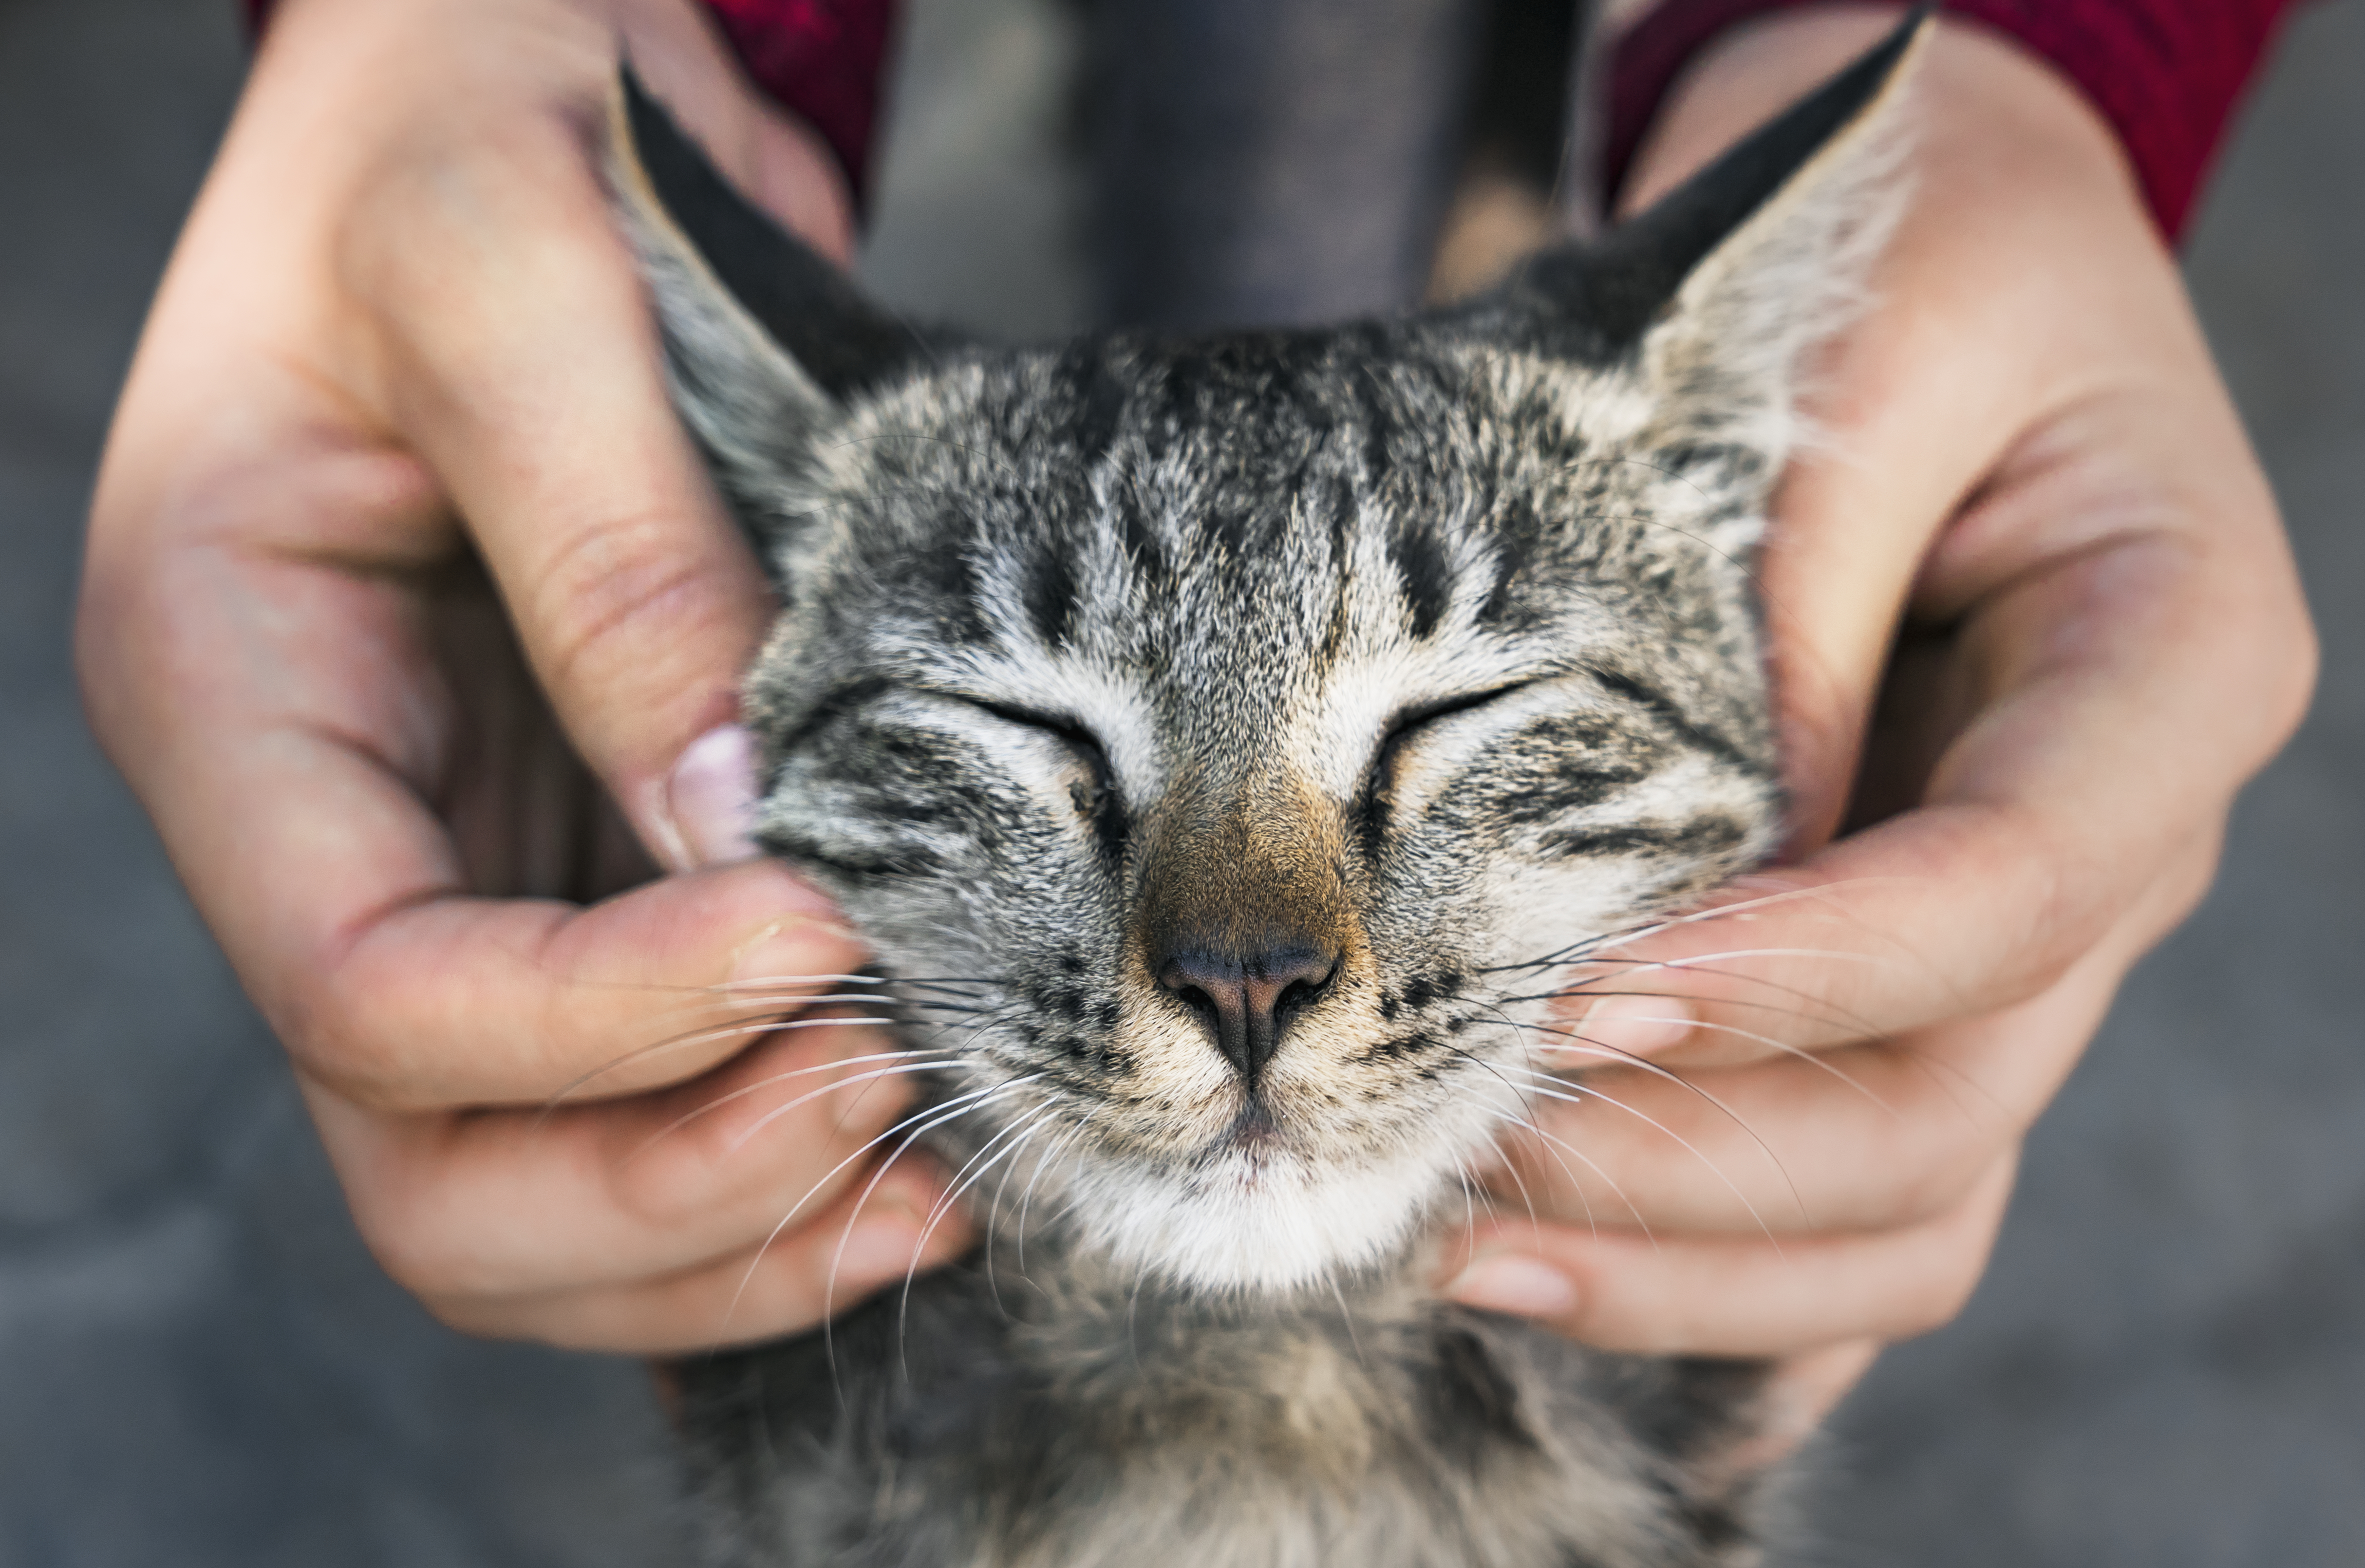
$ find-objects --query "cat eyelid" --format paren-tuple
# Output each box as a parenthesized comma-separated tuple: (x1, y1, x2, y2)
(945, 695, 1113, 774)
(1379, 679, 1540, 745)
(1366, 680, 1541, 801)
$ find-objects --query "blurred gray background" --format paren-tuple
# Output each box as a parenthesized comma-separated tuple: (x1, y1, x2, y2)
(2, 0, 2361, 1563)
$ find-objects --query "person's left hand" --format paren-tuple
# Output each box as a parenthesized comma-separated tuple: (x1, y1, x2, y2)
(1434, 8, 2315, 1445)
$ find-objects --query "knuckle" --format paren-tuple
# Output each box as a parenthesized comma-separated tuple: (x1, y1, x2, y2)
(338, 119, 619, 378)
(523, 516, 722, 699)
(273, 975, 427, 1112)
(2012, 835, 2098, 982)
(611, 1069, 901, 1229)
(1874, 1127, 1996, 1231)
(1882, 1187, 2009, 1340)
(413, 1291, 516, 1341)
(2265, 613, 2322, 750)
(344, 1182, 476, 1300)
(2147, 833, 2226, 939)
(342, 115, 581, 276)
(1887, 1252, 1985, 1340)
(603, 1131, 725, 1230)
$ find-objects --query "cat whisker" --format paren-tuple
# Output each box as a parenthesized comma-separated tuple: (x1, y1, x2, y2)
(574, 972, 887, 1005)
(1495, 1069, 1790, 1250)
(803, 1076, 1050, 1392)
(1570, 944, 1896, 975)
(1438, 1024, 1622, 1242)
(883, 976, 1012, 997)
(1447, 1154, 1483, 1250)
(1500, 984, 1836, 1028)
(1483, 1014, 1813, 1226)
(686, 974, 903, 998)
(1014, 1122, 1093, 1283)
(1503, 982, 1870, 1061)
(542, 1005, 925, 1116)
(1475, 877, 1924, 979)
(908, 1105, 1064, 1344)
(1328, 1273, 1367, 1369)
(701, 1041, 955, 1156)
(701, 993, 990, 1017)
(1508, 1008, 1898, 1116)
(1459, 996, 1655, 1217)
(1583, 876, 1934, 960)
(1530, 950, 1897, 1047)
(1435, 1039, 1554, 1241)
(981, 1110, 1075, 1317)
(623, 1053, 957, 1166)
(1475, 1102, 1650, 1242)
(745, 1075, 1041, 1326)
(695, 973, 1010, 1011)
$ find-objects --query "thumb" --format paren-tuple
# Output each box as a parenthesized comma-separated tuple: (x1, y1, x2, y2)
(346, 103, 811, 868)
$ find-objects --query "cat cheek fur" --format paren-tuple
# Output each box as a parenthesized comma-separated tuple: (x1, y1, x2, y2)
(614, 14, 1927, 1566)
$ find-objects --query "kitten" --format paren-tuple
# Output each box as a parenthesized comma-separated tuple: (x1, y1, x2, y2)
(609, 14, 1922, 1565)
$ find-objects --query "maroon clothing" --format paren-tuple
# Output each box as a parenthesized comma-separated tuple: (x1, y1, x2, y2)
(1604, 0, 2300, 240)
(241, 0, 899, 197)
(245, 0, 2288, 241)
(695, 0, 897, 199)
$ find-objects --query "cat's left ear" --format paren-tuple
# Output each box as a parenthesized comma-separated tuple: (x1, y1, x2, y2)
(1514, 9, 1929, 445)
(605, 67, 931, 513)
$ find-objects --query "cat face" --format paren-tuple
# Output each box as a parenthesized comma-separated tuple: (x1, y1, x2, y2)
(734, 331, 1783, 1290)
(612, 22, 1918, 1293)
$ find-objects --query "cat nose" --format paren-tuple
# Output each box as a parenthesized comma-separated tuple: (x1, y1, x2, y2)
(1155, 944, 1339, 1084)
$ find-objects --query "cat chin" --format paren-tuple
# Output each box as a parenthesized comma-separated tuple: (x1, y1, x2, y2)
(1063, 1144, 1456, 1296)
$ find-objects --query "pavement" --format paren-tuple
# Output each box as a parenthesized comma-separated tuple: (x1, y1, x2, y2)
(1, 1, 2360, 1563)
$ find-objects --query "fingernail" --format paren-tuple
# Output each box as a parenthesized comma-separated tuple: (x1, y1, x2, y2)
(664, 724, 761, 870)
(833, 1172, 959, 1282)
(1445, 1253, 1580, 1318)
(1571, 992, 1697, 1057)
(832, 1209, 925, 1283)
(728, 910, 869, 988)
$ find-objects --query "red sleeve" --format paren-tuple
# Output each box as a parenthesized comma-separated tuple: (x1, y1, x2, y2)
(240, 0, 899, 201)
(1602, 0, 2303, 241)
(695, 0, 899, 201)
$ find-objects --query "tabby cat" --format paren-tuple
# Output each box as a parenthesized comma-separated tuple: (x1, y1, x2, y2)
(608, 14, 1924, 1564)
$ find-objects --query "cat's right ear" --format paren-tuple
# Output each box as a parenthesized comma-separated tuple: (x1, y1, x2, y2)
(1496, 11, 1926, 463)
(605, 67, 925, 510)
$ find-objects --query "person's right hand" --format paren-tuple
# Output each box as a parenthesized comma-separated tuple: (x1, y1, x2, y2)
(79, 0, 970, 1353)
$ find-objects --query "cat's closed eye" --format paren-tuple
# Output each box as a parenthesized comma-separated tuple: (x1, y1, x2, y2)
(1380, 680, 1536, 749)
(953, 696, 1114, 781)
(949, 695, 1127, 840)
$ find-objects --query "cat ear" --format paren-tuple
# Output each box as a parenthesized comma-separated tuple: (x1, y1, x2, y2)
(1508, 8, 1928, 436)
(605, 66, 928, 504)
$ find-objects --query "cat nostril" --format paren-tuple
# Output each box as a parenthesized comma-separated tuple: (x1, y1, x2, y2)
(1155, 945, 1339, 1084)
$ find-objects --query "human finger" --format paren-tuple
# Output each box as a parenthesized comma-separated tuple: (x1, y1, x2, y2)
(1538, 512, 2299, 1074)
(337, 112, 777, 867)
(247, 0, 851, 868)
(1489, 850, 2194, 1238)
(427, 1151, 971, 1353)
(306, 1010, 968, 1298)
(1445, 1154, 2018, 1357)
(81, 406, 864, 1113)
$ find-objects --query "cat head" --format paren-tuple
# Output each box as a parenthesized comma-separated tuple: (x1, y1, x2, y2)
(610, 15, 1922, 1296)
